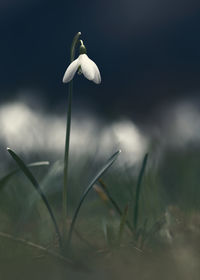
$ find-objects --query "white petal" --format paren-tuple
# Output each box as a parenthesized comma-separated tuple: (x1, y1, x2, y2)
(79, 54, 96, 82)
(92, 62, 101, 84)
(62, 58, 79, 83)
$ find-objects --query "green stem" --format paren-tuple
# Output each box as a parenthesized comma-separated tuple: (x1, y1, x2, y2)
(62, 81, 72, 241)
(62, 32, 81, 244)
(70, 32, 81, 61)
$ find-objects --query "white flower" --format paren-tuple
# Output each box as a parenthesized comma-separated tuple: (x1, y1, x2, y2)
(63, 54, 101, 84)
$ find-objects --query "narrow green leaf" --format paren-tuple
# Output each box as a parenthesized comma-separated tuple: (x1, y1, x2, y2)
(0, 161, 49, 191)
(7, 148, 62, 250)
(67, 150, 121, 247)
(98, 179, 134, 234)
(117, 204, 129, 244)
(133, 153, 148, 231)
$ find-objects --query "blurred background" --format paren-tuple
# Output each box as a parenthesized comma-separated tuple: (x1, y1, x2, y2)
(1, 0, 200, 114)
(1, 0, 200, 167)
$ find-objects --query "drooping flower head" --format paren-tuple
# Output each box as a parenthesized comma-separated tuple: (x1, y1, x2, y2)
(63, 40, 101, 84)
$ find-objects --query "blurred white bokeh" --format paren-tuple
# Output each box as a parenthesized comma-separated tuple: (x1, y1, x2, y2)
(1, 97, 199, 166)
(161, 100, 200, 147)
(0, 100, 148, 165)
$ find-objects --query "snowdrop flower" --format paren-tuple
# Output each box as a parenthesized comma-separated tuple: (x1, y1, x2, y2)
(63, 40, 101, 84)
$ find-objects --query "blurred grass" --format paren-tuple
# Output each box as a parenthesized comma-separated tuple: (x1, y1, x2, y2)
(0, 145, 200, 279)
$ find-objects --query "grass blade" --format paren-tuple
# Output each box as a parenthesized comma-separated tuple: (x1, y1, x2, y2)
(98, 179, 134, 233)
(117, 204, 129, 244)
(67, 150, 121, 247)
(133, 153, 148, 231)
(0, 161, 49, 191)
(7, 148, 62, 250)
(0, 231, 71, 265)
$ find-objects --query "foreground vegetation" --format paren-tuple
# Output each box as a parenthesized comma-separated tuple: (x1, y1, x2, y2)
(0, 145, 200, 279)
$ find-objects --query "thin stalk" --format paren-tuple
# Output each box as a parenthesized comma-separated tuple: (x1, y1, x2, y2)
(0, 231, 72, 264)
(133, 153, 148, 231)
(62, 80, 73, 240)
(62, 32, 81, 243)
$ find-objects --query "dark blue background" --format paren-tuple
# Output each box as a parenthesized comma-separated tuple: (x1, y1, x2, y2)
(1, 0, 200, 119)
